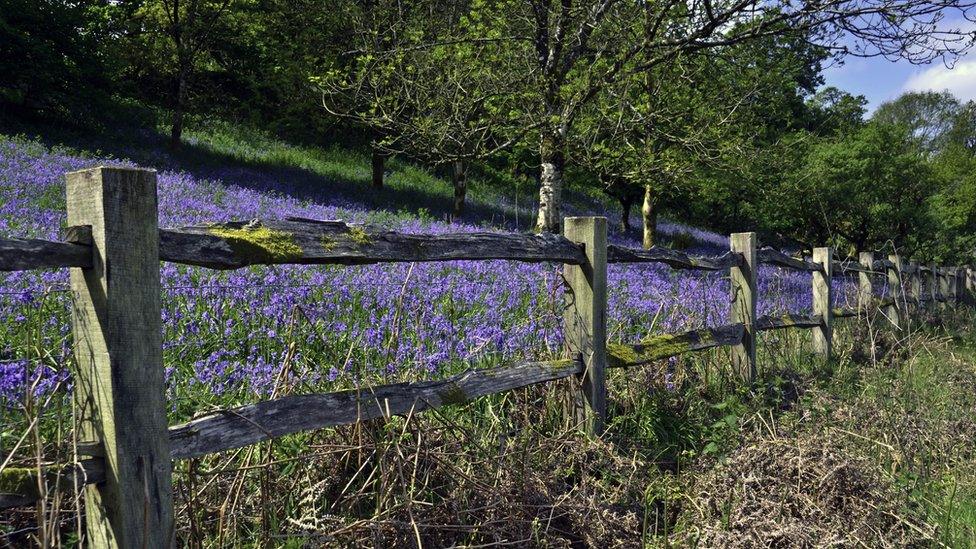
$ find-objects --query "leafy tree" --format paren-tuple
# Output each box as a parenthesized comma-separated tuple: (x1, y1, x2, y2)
(574, 26, 830, 247)
(867, 91, 976, 262)
(873, 90, 965, 155)
(805, 87, 868, 136)
(779, 122, 937, 255)
(316, 0, 527, 217)
(126, 0, 239, 149)
(0, 0, 111, 123)
(490, 0, 976, 232)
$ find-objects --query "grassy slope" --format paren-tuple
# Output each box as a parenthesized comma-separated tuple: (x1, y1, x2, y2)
(1, 113, 611, 235)
(1, 117, 975, 546)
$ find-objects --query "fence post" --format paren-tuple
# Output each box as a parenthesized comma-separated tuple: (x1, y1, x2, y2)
(812, 247, 833, 358)
(908, 263, 921, 316)
(930, 263, 939, 309)
(66, 167, 173, 547)
(887, 254, 903, 329)
(730, 232, 757, 382)
(939, 267, 951, 309)
(952, 266, 961, 304)
(858, 252, 874, 313)
(562, 217, 607, 435)
(958, 267, 967, 304)
(967, 266, 975, 305)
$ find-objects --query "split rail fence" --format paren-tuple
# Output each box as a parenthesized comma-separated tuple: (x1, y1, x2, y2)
(1, 167, 974, 546)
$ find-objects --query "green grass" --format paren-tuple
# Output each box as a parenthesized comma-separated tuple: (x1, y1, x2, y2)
(2, 106, 612, 232)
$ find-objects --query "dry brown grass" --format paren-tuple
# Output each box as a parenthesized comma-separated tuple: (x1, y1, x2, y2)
(673, 432, 928, 548)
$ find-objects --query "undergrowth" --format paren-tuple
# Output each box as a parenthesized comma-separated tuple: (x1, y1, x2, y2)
(5, 304, 976, 547)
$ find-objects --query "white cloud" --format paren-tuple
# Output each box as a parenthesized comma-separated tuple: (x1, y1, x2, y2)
(902, 59, 976, 102)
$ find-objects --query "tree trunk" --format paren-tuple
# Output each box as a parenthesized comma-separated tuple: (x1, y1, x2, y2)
(170, 66, 188, 150)
(619, 194, 634, 233)
(642, 183, 657, 249)
(535, 130, 565, 233)
(452, 160, 467, 221)
(371, 148, 385, 189)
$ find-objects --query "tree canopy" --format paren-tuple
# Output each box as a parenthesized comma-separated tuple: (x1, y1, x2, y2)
(2, 0, 976, 262)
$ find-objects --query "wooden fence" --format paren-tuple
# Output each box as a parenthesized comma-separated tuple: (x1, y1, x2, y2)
(0, 167, 972, 546)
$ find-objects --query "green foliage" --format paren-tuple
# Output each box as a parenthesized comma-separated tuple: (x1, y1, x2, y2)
(0, 0, 112, 123)
(873, 90, 964, 155)
(779, 122, 937, 254)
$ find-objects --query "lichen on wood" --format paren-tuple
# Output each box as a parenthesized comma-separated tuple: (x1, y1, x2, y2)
(207, 223, 303, 263)
(0, 467, 39, 500)
(607, 332, 705, 367)
(347, 226, 373, 245)
(607, 324, 743, 368)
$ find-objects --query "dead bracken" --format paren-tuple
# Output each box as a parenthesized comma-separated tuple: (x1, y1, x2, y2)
(672, 433, 927, 548)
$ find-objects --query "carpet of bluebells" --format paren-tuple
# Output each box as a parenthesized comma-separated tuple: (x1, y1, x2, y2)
(0, 135, 861, 416)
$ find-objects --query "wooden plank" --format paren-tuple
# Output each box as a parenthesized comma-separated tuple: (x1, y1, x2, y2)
(755, 313, 822, 330)
(832, 307, 858, 319)
(966, 266, 975, 305)
(812, 247, 833, 358)
(731, 233, 758, 382)
(606, 245, 741, 271)
(757, 247, 821, 272)
(938, 266, 952, 305)
(873, 258, 896, 271)
(946, 267, 959, 304)
(0, 237, 92, 271)
(0, 458, 105, 510)
(956, 267, 965, 303)
(562, 217, 608, 435)
(831, 258, 876, 275)
(908, 262, 922, 314)
(66, 167, 174, 548)
(606, 323, 743, 367)
(159, 218, 586, 269)
(169, 358, 582, 460)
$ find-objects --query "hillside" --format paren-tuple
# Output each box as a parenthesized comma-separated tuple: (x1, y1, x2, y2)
(1, 123, 974, 547)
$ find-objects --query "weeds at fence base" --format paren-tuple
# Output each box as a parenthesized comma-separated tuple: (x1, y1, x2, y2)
(175, 384, 657, 547)
(673, 433, 925, 547)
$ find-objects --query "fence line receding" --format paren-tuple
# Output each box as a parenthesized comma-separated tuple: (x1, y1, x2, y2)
(0, 166, 972, 547)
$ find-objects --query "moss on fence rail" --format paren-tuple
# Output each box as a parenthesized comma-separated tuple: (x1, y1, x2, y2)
(206, 224, 304, 263)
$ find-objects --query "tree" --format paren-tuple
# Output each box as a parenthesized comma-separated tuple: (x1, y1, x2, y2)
(780, 122, 938, 255)
(131, 0, 237, 149)
(805, 87, 868, 136)
(316, 0, 527, 215)
(492, 0, 976, 232)
(573, 26, 829, 247)
(0, 0, 111, 123)
(873, 90, 965, 155)
(315, 0, 432, 190)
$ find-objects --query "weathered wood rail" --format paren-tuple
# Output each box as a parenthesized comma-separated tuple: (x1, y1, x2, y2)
(1, 167, 972, 544)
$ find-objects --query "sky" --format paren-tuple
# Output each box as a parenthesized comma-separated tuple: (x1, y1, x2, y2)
(823, 53, 976, 114)
(821, 19, 976, 115)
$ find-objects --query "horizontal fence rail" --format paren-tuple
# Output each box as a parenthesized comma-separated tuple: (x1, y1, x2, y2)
(0, 459, 104, 509)
(0, 223, 943, 278)
(167, 357, 583, 460)
(606, 244, 742, 270)
(607, 323, 744, 368)
(159, 218, 588, 268)
(0, 226, 93, 271)
(758, 247, 822, 272)
(1, 167, 974, 544)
